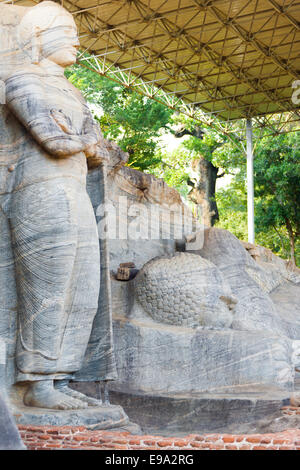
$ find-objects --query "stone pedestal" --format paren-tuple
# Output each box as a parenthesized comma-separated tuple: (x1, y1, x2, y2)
(108, 388, 291, 436)
(9, 382, 140, 432)
(13, 403, 133, 431)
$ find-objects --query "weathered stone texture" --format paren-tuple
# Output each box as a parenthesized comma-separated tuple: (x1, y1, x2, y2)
(111, 318, 294, 394)
(134, 253, 235, 328)
(0, 1, 117, 418)
(87, 168, 300, 397)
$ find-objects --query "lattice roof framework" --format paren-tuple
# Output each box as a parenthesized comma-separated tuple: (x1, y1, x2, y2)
(1, 0, 300, 140)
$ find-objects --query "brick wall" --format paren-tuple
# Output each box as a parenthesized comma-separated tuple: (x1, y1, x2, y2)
(18, 407, 300, 450)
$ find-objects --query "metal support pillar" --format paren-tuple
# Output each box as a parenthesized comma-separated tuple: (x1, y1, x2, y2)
(246, 118, 255, 244)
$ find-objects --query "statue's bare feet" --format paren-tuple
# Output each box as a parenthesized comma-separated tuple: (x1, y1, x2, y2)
(55, 380, 102, 407)
(24, 380, 88, 410)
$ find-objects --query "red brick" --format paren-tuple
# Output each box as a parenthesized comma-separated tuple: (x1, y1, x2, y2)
(173, 439, 189, 447)
(157, 440, 174, 448)
(18, 424, 300, 453)
(246, 436, 262, 444)
(222, 436, 235, 443)
(23, 426, 46, 433)
(73, 426, 86, 432)
(273, 439, 290, 445)
(90, 437, 106, 443)
(204, 436, 221, 442)
(73, 435, 90, 442)
(204, 434, 219, 441)
(211, 444, 225, 450)
(143, 440, 157, 446)
(36, 434, 51, 440)
(128, 439, 141, 445)
(190, 442, 212, 449)
(48, 430, 61, 436)
(111, 438, 128, 444)
(55, 427, 73, 435)
(44, 443, 63, 449)
(46, 426, 61, 432)
(260, 437, 272, 444)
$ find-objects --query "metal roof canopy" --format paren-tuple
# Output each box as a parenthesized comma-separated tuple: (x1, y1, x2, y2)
(1, 0, 300, 138)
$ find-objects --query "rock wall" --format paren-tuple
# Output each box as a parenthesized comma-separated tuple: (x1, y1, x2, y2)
(86, 156, 300, 396)
(87, 153, 198, 272)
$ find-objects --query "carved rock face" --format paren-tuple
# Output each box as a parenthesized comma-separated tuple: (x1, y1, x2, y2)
(18, 1, 79, 67)
(134, 252, 237, 329)
(0, 1, 117, 403)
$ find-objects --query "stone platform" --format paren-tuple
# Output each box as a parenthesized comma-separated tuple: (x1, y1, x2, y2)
(12, 403, 130, 430)
(71, 381, 299, 436)
(109, 390, 293, 436)
(8, 383, 140, 433)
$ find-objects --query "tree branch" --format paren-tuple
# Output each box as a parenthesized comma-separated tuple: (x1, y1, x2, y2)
(174, 125, 204, 140)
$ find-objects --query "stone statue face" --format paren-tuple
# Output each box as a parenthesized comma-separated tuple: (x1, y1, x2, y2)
(19, 3, 80, 68)
(41, 16, 80, 67)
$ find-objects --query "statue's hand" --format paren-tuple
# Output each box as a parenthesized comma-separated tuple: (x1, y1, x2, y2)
(86, 144, 110, 170)
(50, 109, 75, 134)
(50, 109, 100, 157)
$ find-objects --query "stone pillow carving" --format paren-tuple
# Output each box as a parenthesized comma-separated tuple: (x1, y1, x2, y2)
(134, 253, 237, 329)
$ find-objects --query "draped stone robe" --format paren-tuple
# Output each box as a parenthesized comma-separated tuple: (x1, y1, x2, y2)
(0, 63, 117, 385)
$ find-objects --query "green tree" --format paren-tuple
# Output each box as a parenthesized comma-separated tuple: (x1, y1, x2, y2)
(254, 132, 300, 266)
(65, 64, 172, 171)
(159, 115, 244, 226)
(215, 177, 248, 241)
(216, 131, 300, 266)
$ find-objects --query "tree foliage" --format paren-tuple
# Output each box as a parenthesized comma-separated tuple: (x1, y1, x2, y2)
(254, 132, 300, 265)
(65, 64, 172, 171)
(216, 132, 300, 265)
